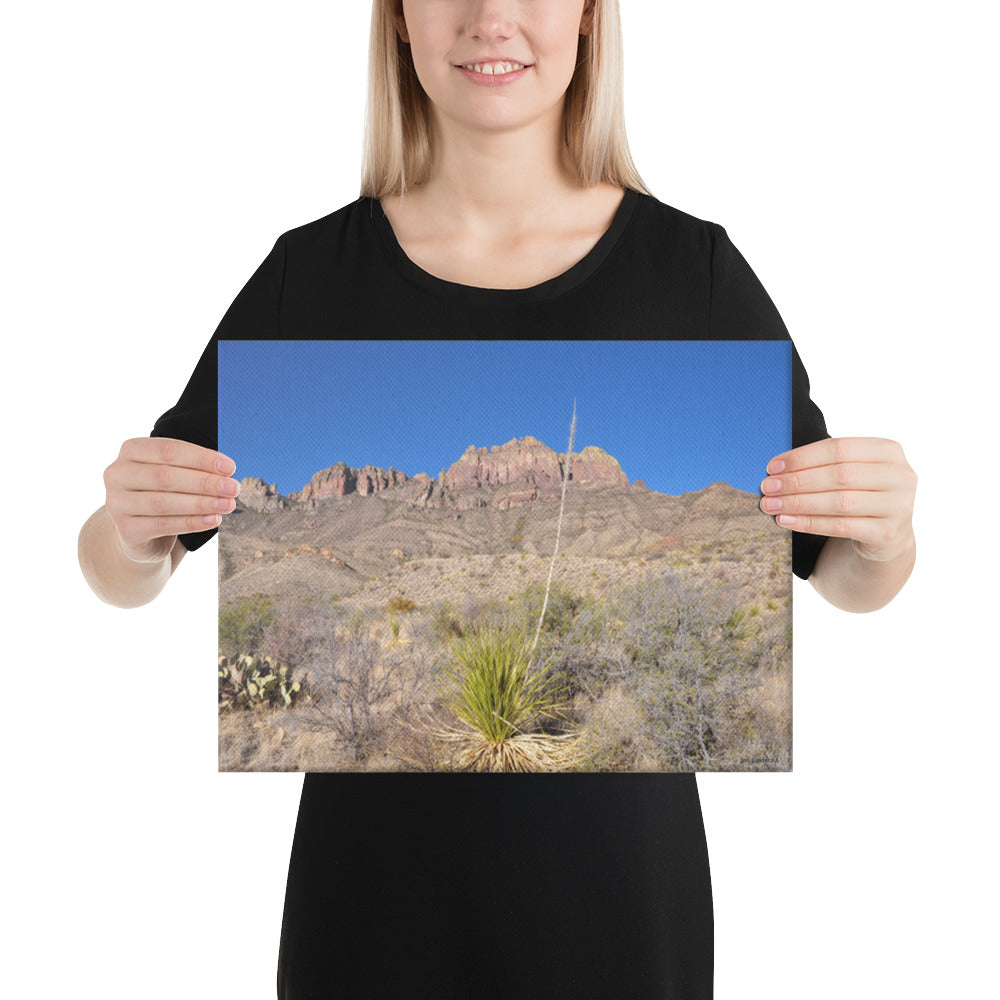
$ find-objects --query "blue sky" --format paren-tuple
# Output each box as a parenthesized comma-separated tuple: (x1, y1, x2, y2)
(218, 340, 790, 496)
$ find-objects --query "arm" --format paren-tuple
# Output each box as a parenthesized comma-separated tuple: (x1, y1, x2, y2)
(78, 506, 188, 609)
(761, 437, 918, 613)
(808, 533, 915, 613)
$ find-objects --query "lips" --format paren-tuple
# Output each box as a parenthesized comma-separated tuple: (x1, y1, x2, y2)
(455, 63, 531, 86)
(455, 58, 532, 67)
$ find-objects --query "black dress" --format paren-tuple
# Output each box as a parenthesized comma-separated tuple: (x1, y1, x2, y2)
(151, 188, 830, 998)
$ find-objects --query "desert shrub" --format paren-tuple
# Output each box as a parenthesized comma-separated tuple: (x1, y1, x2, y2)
(263, 604, 425, 764)
(610, 573, 770, 770)
(219, 595, 276, 657)
(387, 592, 417, 614)
(302, 619, 391, 762)
(541, 600, 626, 701)
(462, 593, 516, 633)
(257, 597, 332, 671)
(218, 546, 239, 582)
(430, 600, 465, 641)
(512, 580, 588, 637)
(564, 694, 643, 773)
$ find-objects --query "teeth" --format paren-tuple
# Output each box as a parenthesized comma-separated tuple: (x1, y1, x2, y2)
(463, 61, 525, 75)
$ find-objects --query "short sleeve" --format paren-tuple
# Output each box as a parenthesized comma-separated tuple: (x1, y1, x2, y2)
(149, 232, 286, 552)
(709, 223, 831, 580)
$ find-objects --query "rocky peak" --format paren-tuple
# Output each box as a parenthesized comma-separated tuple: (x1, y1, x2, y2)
(236, 437, 631, 511)
(441, 436, 628, 491)
(290, 462, 411, 505)
(236, 477, 288, 513)
(568, 445, 629, 488)
(443, 436, 562, 491)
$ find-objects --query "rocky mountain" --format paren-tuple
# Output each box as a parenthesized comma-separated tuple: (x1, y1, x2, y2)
(235, 436, 632, 513)
(441, 436, 627, 491)
(220, 437, 785, 608)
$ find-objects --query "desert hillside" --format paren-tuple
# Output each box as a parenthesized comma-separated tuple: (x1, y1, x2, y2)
(217, 436, 793, 774)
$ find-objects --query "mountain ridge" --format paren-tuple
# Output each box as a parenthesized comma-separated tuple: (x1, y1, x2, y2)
(234, 435, 738, 513)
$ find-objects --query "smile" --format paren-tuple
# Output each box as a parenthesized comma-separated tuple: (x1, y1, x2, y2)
(457, 61, 527, 75)
(454, 63, 531, 86)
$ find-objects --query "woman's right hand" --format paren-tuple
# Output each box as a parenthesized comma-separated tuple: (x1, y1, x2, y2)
(103, 437, 240, 563)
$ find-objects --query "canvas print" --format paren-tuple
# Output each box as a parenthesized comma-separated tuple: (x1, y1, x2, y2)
(218, 340, 793, 773)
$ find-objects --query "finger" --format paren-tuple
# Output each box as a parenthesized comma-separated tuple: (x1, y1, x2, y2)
(772, 512, 882, 541)
(120, 437, 236, 476)
(761, 462, 902, 497)
(110, 461, 242, 499)
(116, 512, 224, 549)
(759, 489, 899, 519)
(766, 437, 903, 476)
(112, 489, 239, 519)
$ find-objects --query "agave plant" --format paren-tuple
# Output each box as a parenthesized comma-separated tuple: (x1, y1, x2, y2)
(430, 626, 581, 771)
(426, 402, 586, 772)
(438, 627, 566, 735)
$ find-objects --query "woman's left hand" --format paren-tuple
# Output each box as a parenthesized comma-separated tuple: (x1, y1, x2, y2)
(760, 437, 917, 562)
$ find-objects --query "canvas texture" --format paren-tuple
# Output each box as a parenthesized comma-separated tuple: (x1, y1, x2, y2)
(217, 338, 792, 773)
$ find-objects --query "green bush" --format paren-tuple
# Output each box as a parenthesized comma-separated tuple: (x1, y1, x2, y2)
(219, 596, 276, 657)
(513, 580, 587, 637)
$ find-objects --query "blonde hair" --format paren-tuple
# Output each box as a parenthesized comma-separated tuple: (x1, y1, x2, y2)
(359, 0, 652, 199)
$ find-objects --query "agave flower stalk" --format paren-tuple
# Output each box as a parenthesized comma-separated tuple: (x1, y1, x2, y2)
(529, 399, 576, 661)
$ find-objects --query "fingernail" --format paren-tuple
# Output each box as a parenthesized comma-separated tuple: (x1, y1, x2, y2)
(761, 497, 782, 512)
(768, 459, 786, 474)
(216, 457, 235, 475)
(761, 477, 782, 493)
(777, 514, 796, 526)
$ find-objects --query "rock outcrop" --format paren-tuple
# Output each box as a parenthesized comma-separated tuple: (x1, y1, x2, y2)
(290, 462, 411, 505)
(570, 445, 629, 488)
(442, 437, 562, 491)
(236, 477, 288, 513)
(440, 436, 628, 492)
(239, 437, 632, 512)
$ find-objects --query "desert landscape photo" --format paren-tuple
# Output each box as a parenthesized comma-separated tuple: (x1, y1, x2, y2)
(217, 339, 793, 773)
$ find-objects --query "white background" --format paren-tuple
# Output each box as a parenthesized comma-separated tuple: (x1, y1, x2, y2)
(5, 2, 996, 997)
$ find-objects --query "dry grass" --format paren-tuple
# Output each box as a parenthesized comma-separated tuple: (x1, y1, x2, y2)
(425, 724, 586, 772)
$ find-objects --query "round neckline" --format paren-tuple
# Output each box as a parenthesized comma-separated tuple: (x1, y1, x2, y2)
(368, 187, 640, 306)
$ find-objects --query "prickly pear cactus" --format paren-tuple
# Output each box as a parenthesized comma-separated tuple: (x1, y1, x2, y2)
(218, 654, 304, 711)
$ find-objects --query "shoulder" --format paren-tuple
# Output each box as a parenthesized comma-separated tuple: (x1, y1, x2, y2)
(627, 190, 729, 270)
(267, 197, 382, 291)
(621, 189, 733, 281)
(632, 190, 722, 239)
(276, 196, 375, 250)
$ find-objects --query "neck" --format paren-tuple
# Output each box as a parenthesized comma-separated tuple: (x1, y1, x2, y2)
(408, 108, 584, 236)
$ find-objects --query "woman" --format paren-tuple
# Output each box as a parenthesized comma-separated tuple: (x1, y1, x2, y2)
(78, 1, 917, 996)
